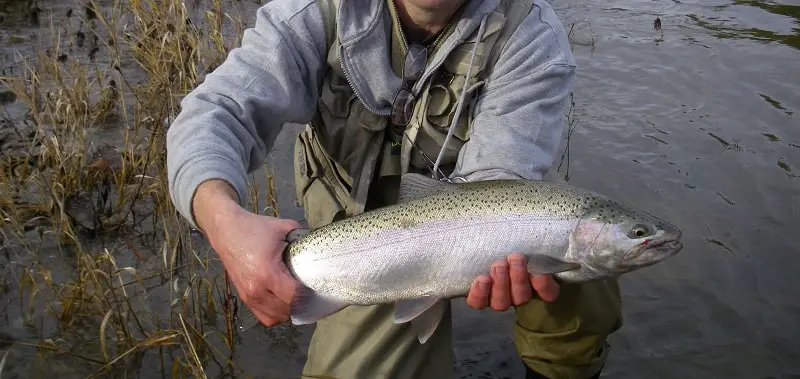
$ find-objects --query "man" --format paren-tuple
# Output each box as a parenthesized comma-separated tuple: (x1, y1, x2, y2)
(166, 0, 622, 378)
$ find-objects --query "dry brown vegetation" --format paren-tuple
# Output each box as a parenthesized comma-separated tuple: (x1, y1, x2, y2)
(0, 0, 587, 376)
(0, 0, 282, 377)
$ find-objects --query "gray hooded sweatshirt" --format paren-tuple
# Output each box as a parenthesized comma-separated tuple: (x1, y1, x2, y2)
(166, 0, 576, 228)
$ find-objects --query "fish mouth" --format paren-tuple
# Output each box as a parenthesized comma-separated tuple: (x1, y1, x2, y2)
(650, 240, 683, 257)
(620, 238, 683, 268)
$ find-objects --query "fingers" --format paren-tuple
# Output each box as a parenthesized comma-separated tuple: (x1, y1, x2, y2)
(266, 260, 300, 305)
(250, 292, 292, 327)
(531, 274, 560, 302)
(239, 279, 291, 327)
(267, 222, 303, 305)
(466, 276, 491, 309)
(490, 260, 512, 311)
(468, 253, 562, 311)
(263, 293, 292, 323)
(508, 253, 533, 306)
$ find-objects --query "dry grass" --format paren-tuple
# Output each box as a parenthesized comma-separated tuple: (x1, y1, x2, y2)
(0, 0, 275, 377)
(556, 91, 579, 182)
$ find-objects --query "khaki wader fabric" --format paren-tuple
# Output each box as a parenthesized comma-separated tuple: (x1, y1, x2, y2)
(295, 1, 624, 378)
(301, 280, 621, 379)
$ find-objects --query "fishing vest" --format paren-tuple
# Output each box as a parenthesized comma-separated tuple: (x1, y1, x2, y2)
(293, 0, 534, 230)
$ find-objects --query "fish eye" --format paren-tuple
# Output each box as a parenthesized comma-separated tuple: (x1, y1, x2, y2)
(628, 224, 653, 239)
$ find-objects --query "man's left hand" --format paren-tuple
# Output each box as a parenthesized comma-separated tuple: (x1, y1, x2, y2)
(466, 252, 560, 311)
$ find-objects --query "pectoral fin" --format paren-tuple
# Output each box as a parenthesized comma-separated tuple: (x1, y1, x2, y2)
(290, 285, 347, 325)
(526, 254, 581, 275)
(393, 297, 448, 344)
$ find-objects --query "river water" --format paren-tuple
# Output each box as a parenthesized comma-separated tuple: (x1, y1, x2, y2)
(2, 0, 799, 377)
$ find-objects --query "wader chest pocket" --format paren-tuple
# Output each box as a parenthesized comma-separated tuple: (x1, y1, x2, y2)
(293, 127, 352, 230)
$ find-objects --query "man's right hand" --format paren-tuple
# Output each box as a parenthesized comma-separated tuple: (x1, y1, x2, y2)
(192, 179, 303, 327)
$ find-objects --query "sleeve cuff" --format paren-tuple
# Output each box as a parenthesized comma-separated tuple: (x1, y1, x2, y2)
(171, 156, 249, 230)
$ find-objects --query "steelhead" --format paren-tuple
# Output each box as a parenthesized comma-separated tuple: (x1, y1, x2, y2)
(282, 173, 682, 343)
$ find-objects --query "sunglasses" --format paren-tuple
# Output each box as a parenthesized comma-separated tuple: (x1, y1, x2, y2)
(391, 43, 428, 129)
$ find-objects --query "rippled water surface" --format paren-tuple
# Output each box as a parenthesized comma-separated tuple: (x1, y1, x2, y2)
(2, 0, 799, 377)
(538, 0, 800, 377)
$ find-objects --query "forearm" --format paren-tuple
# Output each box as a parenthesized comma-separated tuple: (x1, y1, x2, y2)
(192, 179, 242, 236)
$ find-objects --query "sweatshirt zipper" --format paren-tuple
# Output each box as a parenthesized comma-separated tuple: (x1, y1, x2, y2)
(339, 36, 460, 117)
(339, 44, 390, 116)
(339, 1, 464, 117)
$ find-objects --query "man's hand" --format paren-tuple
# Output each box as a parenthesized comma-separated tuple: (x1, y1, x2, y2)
(466, 252, 560, 311)
(193, 179, 302, 327)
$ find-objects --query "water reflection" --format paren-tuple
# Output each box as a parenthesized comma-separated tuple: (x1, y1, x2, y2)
(688, 0, 800, 50)
(759, 93, 794, 115)
(734, 0, 800, 20)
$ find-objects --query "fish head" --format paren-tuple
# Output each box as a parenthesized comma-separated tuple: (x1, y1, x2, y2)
(570, 198, 683, 277)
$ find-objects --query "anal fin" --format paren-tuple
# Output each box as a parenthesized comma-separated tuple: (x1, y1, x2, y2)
(410, 300, 447, 344)
(392, 297, 448, 344)
(393, 296, 440, 324)
(290, 285, 346, 325)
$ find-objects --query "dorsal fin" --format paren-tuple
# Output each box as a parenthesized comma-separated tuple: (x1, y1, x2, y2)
(397, 173, 462, 203)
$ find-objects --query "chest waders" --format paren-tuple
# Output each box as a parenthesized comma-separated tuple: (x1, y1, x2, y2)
(295, 2, 622, 379)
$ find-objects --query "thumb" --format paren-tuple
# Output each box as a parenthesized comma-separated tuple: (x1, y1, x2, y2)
(269, 259, 299, 305)
(271, 217, 304, 237)
(266, 218, 303, 305)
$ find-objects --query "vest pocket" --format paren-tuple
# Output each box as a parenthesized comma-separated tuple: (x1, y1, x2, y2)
(403, 12, 506, 174)
(293, 126, 352, 230)
(406, 77, 480, 174)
